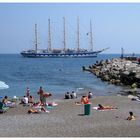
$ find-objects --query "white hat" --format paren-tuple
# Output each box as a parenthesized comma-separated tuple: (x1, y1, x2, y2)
(13, 96, 17, 99)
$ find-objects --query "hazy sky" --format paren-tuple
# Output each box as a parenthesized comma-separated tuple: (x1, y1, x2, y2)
(0, 3, 140, 54)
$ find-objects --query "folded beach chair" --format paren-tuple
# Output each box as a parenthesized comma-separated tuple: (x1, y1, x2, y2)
(0, 102, 9, 113)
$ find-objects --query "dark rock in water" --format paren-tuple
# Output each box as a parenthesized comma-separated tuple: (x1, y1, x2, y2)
(82, 66, 86, 71)
(89, 65, 92, 69)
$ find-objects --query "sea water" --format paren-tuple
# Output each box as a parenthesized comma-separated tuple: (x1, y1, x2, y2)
(0, 54, 128, 99)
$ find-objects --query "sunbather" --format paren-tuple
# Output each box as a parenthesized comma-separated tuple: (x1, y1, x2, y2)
(28, 107, 49, 114)
(97, 104, 118, 110)
(46, 102, 58, 106)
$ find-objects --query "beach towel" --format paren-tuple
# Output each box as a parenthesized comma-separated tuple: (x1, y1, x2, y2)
(93, 106, 117, 111)
(46, 106, 54, 109)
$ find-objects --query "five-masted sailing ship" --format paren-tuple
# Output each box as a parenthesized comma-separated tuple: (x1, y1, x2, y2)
(20, 17, 109, 58)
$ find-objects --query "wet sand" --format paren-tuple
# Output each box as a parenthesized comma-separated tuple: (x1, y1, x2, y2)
(0, 95, 140, 137)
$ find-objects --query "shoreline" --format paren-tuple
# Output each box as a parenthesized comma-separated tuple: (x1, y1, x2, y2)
(1, 95, 140, 137)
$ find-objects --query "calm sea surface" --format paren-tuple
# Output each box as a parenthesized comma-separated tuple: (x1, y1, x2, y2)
(0, 54, 131, 99)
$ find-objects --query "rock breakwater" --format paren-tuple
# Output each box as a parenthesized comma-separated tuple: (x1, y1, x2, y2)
(83, 58, 140, 88)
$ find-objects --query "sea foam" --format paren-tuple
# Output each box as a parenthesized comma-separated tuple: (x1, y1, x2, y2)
(0, 81, 9, 89)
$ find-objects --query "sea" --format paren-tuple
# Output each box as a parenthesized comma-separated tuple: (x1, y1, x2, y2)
(0, 54, 134, 99)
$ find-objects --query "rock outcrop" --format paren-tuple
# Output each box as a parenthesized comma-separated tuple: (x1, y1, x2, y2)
(83, 58, 140, 87)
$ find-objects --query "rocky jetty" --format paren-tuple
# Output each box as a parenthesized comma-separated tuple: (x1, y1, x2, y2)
(83, 58, 140, 88)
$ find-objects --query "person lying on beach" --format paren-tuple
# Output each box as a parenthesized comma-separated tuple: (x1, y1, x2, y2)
(46, 102, 58, 107)
(97, 104, 118, 110)
(127, 111, 135, 121)
(128, 95, 140, 101)
(28, 107, 50, 114)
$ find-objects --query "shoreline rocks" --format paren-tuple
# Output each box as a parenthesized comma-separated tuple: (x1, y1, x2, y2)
(83, 58, 140, 88)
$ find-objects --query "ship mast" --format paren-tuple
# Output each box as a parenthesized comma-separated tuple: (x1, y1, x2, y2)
(63, 17, 66, 52)
(35, 24, 38, 53)
(77, 17, 80, 52)
(48, 18, 52, 52)
(90, 20, 93, 51)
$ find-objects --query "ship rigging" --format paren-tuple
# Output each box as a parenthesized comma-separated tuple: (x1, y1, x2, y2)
(21, 17, 109, 58)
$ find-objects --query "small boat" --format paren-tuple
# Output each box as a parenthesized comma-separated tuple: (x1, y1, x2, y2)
(21, 17, 109, 58)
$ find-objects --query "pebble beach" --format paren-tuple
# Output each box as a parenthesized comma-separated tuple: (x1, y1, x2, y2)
(1, 95, 140, 137)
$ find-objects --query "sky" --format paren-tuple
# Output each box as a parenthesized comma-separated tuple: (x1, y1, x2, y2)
(0, 2, 140, 54)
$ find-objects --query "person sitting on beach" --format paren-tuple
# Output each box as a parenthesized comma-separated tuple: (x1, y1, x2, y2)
(28, 95, 34, 103)
(88, 91, 93, 99)
(127, 111, 135, 121)
(70, 91, 77, 99)
(21, 96, 29, 105)
(65, 92, 70, 99)
(28, 106, 49, 114)
(98, 104, 118, 110)
(2, 96, 8, 104)
(2, 96, 15, 107)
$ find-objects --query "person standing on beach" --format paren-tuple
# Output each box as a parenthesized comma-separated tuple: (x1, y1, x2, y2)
(81, 96, 91, 104)
(37, 86, 44, 104)
(88, 91, 93, 99)
(37, 86, 52, 105)
(26, 87, 30, 97)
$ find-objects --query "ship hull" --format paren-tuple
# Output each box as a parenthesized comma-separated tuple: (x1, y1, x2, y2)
(20, 51, 101, 58)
